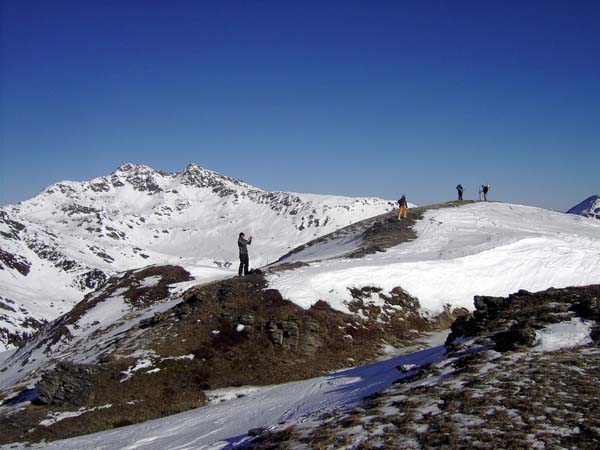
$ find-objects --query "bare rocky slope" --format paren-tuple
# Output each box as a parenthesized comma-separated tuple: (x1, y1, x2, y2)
(240, 285, 600, 450)
(0, 265, 464, 445)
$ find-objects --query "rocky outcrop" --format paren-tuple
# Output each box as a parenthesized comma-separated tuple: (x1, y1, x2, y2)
(0, 211, 26, 240)
(35, 362, 101, 407)
(0, 248, 31, 275)
(265, 318, 320, 354)
(447, 285, 600, 352)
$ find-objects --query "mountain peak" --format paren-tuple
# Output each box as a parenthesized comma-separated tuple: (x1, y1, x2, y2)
(179, 162, 249, 192)
(112, 163, 156, 175)
(108, 163, 163, 193)
(567, 195, 600, 219)
(182, 162, 204, 172)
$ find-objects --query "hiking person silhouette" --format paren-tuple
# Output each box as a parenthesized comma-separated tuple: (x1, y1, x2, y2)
(456, 184, 464, 201)
(397, 195, 408, 220)
(482, 184, 490, 201)
(238, 232, 252, 276)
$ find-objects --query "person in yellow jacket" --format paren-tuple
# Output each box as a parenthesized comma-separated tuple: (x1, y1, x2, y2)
(397, 194, 408, 220)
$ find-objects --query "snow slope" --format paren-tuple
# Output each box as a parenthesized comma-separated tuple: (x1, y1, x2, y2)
(567, 194, 600, 219)
(0, 163, 395, 350)
(268, 202, 600, 314)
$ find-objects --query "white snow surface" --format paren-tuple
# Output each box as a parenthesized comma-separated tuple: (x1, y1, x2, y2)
(268, 202, 600, 314)
(0, 163, 395, 350)
(533, 318, 595, 352)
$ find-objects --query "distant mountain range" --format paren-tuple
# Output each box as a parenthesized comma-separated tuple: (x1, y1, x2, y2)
(0, 163, 395, 350)
(567, 194, 600, 219)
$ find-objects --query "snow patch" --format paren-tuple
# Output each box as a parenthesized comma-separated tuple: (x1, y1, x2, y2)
(39, 404, 112, 427)
(120, 359, 154, 383)
(137, 276, 162, 288)
(533, 318, 595, 352)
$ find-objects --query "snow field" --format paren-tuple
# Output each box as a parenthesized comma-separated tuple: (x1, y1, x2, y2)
(268, 203, 600, 314)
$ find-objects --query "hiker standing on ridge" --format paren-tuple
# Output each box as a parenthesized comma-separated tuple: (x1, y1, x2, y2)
(397, 194, 408, 220)
(238, 232, 252, 276)
(456, 184, 464, 201)
(482, 184, 490, 201)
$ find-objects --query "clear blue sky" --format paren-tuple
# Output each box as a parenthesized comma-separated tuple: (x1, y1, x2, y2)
(1, 0, 599, 211)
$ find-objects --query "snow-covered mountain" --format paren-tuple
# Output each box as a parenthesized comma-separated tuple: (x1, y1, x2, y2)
(0, 163, 396, 350)
(567, 194, 600, 219)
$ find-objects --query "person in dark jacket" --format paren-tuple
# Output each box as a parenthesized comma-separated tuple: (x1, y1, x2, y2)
(238, 232, 252, 276)
(456, 184, 464, 201)
(397, 195, 408, 220)
(482, 184, 490, 201)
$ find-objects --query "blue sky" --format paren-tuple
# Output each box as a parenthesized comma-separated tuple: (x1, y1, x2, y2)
(1, 0, 599, 210)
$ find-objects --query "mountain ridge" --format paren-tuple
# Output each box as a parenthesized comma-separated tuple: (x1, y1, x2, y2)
(0, 163, 395, 351)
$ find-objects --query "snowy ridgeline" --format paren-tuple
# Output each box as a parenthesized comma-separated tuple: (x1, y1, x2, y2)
(268, 202, 600, 315)
(0, 163, 395, 349)
(4, 318, 596, 450)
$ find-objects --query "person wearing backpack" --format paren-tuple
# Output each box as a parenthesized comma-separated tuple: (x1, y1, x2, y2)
(456, 184, 464, 201)
(397, 194, 408, 220)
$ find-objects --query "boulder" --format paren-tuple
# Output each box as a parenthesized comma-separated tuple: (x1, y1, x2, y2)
(35, 362, 101, 407)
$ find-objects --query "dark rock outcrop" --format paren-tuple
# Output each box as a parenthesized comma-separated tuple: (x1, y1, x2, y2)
(35, 362, 101, 407)
(491, 322, 537, 351)
(0, 248, 31, 275)
(447, 285, 600, 352)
